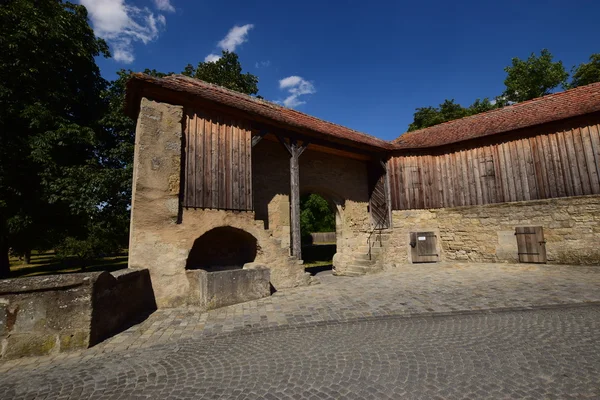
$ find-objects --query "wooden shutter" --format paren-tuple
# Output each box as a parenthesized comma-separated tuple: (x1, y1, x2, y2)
(369, 162, 390, 229)
(410, 232, 438, 263)
(184, 109, 252, 210)
(515, 226, 547, 263)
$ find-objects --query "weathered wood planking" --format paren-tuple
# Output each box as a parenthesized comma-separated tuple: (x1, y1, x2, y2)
(390, 122, 600, 210)
(183, 109, 253, 210)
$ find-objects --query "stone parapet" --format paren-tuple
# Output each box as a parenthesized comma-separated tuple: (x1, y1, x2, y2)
(0, 269, 156, 360)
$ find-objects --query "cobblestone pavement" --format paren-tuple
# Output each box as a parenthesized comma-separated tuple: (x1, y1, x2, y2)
(1, 262, 599, 373)
(1, 306, 599, 399)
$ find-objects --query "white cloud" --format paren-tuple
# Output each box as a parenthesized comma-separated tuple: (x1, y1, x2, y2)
(278, 76, 316, 108)
(80, 0, 168, 63)
(153, 0, 175, 12)
(217, 24, 254, 52)
(255, 60, 271, 68)
(204, 53, 221, 63)
(204, 23, 254, 66)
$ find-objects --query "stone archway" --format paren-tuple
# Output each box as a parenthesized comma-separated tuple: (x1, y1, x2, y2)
(185, 226, 258, 272)
(299, 187, 344, 275)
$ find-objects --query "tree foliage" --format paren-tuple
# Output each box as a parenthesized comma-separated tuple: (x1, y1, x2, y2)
(0, 0, 110, 277)
(408, 98, 498, 131)
(502, 49, 569, 103)
(571, 54, 600, 88)
(300, 194, 335, 240)
(182, 51, 259, 95)
(0, 0, 263, 278)
(407, 49, 573, 131)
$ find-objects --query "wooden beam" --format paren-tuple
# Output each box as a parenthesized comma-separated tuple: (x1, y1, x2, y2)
(254, 122, 384, 158)
(297, 140, 310, 157)
(289, 138, 302, 259)
(379, 158, 387, 171)
(274, 134, 309, 260)
(277, 134, 292, 155)
(251, 129, 268, 147)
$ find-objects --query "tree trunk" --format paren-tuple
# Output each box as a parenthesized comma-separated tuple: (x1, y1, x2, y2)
(0, 234, 9, 279)
(23, 249, 31, 265)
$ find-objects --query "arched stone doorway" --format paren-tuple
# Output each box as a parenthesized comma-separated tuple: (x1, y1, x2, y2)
(186, 227, 258, 272)
(299, 188, 343, 275)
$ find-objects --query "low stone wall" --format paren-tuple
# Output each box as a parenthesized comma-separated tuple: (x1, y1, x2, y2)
(91, 269, 157, 345)
(384, 195, 600, 266)
(186, 268, 270, 311)
(0, 269, 156, 360)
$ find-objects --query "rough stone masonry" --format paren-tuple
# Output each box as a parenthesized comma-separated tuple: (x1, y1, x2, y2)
(124, 74, 600, 310)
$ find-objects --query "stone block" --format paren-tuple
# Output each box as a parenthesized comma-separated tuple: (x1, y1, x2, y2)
(0, 269, 156, 360)
(188, 268, 271, 311)
(60, 331, 89, 351)
(3, 333, 58, 359)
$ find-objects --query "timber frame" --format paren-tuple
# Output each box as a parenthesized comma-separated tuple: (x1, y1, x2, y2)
(126, 73, 600, 262)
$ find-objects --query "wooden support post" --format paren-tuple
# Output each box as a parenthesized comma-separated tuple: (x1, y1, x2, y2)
(289, 138, 301, 259)
(278, 135, 309, 259)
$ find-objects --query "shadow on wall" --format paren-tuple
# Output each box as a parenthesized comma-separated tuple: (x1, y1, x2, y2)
(185, 226, 258, 272)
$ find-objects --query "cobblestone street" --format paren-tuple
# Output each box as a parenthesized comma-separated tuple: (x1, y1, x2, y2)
(0, 306, 599, 399)
(0, 263, 599, 399)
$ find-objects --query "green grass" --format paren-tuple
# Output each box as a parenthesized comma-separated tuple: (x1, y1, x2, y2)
(8, 251, 128, 278)
(303, 260, 333, 268)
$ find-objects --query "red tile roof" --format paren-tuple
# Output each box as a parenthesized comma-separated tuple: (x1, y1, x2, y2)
(126, 73, 600, 152)
(126, 73, 392, 151)
(393, 82, 600, 149)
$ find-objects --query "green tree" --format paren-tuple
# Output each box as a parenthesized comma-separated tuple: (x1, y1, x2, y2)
(570, 54, 600, 88)
(408, 99, 499, 131)
(0, 0, 109, 277)
(502, 49, 569, 103)
(468, 98, 498, 114)
(182, 51, 259, 95)
(300, 194, 335, 240)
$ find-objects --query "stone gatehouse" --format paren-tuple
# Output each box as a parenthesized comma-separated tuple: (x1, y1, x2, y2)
(125, 74, 600, 308)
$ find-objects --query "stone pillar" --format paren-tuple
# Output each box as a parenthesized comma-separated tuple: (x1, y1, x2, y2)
(128, 98, 187, 307)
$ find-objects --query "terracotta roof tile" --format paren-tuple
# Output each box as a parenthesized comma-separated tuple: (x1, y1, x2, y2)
(393, 82, 600, 149)
(126, 73, 600, 152)
(126, 73, 392, 151)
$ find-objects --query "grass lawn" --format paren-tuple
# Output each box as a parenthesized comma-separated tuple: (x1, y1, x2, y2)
(8, 251, 128, 278)
(303, 260, 333, 268)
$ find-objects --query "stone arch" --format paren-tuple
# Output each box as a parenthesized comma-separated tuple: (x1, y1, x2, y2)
(300, 186, 344, 237)
(299, 187, 345, 273)
(185, 226, 258, 272)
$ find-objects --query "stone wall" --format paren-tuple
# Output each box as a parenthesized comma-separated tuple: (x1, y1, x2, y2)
(129, 98, 376, 307)
(383, 195, 600, 266)
(128, 99, 309, 308)
(0, 270, 156, 360)
(253, 139, 374, 275)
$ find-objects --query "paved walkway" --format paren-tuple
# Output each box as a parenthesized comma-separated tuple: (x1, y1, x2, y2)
(1, 262, 599, 373)
(1, 306, 599, 399)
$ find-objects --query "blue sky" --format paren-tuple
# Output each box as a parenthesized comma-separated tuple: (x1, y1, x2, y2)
(83, 0, 600, 141)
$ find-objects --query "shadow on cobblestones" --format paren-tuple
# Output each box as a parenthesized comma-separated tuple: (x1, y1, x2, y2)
(0, 305, 598, 399)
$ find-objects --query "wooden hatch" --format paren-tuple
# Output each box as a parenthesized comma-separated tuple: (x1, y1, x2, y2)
(410, 232, 439, 263)
(515, 226, 547, 263)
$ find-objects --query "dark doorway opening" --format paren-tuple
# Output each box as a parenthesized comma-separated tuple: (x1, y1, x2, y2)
(300, 193, 336, 275)
(186, 227, 257, 272)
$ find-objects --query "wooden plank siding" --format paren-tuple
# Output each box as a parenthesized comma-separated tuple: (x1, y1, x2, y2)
(183, 109, 253, 210)
(389, 122, 600, 210)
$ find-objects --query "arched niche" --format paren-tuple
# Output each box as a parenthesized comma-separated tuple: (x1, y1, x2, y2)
(186, 226, 258, 272)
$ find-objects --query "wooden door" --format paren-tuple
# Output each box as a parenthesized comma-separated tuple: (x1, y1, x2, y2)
(515, 226, 547, 263)
(410, 232, 439, 263)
